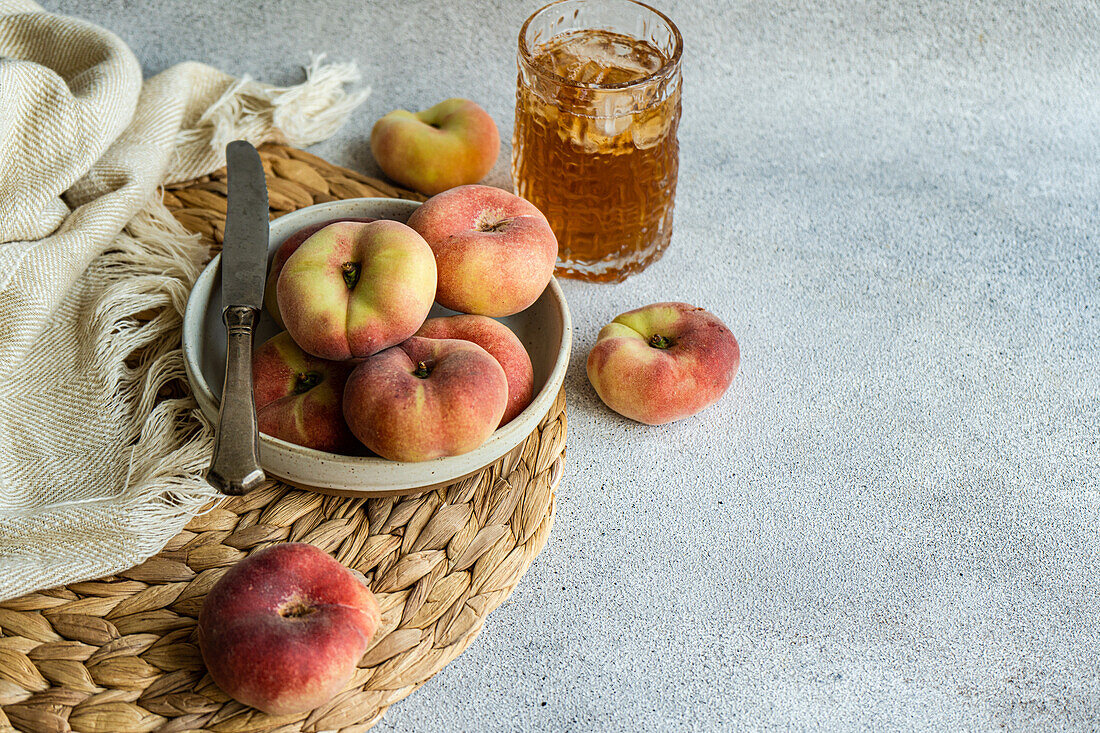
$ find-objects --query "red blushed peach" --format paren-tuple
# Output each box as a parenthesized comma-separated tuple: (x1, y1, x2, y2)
(252, 332, 357, 453)
(415, 315, 533, 426)
(277, 220, 437, 360)
(406, 185, 557, 317)
(264, 217, 375, 328)
(586, 302, 740, 425)
(197, 543, 381, 716)
(343, 336, 507, 462)
(370, 98, 500, 196)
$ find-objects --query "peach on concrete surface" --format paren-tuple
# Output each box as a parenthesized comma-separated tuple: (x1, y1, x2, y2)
(342, 336, 507, 462)
(415, 314, 533, 425)
(586, 302, 740, 425)
(370, 98, 500, 196)
(406, 184, 557, 317)
(197, 543, 381, 716)
(277, 220, 436, 360)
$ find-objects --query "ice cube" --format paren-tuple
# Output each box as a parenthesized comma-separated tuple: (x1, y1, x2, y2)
(536, 29, 668, 86)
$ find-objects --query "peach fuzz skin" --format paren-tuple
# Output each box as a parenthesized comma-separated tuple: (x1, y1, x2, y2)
(277, 220, 436, 361)
(416, 314, 533, 426)
(252, 332, 357, 453)
(197, 543, 381, 716)
(586, 302, 740, 426)
(343, 336, 507, 462)
(264, 217, 375, 328)
(370, 98, 500, 196)
(406, 185, 557, 317)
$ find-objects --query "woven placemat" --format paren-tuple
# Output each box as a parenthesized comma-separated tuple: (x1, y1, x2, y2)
(0, 144, 566, 733)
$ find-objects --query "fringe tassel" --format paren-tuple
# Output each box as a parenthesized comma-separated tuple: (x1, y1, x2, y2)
(113, 199, 219, 522)
(55, 199, 222, 523)
(175, 53, 370, 171)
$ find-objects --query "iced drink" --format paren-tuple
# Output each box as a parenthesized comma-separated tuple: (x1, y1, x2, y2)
(513, 1, 683, 282)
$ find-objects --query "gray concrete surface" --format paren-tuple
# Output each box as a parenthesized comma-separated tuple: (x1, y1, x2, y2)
(47, 0, 1100, 729)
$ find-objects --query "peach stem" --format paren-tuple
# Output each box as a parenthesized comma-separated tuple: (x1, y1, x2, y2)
(412, 361, 431, 379)
(341, 262, 360, 289)
(294, 371, 323, 394)
(649, 334, 673, 349)
(474, 208, 511, 233)
(478, 219, 511, 233)
(278, 599, 317, 619)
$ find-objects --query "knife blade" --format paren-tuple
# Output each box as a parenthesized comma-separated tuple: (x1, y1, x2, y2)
(221, 141, 269, 310)
(206, 140, 268, 496)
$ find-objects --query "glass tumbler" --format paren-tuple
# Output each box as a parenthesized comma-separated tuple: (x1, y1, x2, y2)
(512, 0, 683, 283)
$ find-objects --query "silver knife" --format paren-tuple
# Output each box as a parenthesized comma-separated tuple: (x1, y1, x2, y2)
(206, 141, 268, 495)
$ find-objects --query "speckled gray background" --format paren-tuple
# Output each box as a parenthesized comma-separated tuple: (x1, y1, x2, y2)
(45, 0, 1100, 729)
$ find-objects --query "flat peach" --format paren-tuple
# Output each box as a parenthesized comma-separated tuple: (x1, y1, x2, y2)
(252, 332, 356, 453)
(587, 302, 739, 425)
(264, 217, 375, 327)
(277, 220, 436, 360)
(415, 314, 533, 425)
(343, 336, 507, 461)
(370, 98, 500, 196)
(197, 543, 381, 715)
(407, 185, 557, 317)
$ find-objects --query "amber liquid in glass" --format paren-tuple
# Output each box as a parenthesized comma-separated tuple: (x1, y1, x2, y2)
(513, 29, 681, 282)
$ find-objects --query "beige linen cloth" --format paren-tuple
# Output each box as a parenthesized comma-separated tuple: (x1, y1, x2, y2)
(0, 0, 369, 601)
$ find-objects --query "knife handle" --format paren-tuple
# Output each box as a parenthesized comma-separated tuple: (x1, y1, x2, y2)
(207, 305, 265, 495)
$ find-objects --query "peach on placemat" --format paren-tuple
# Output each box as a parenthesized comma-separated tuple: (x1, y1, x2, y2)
(252, 332, 357, 453)
(370, 98, 500, 196)
(407, 184, 557, 317)
(587, 302, 740, 425)
(343, 336, 507, 462)
(264, 217, 375, 327)
(197, 543, 381, 716)
(416, 314, 533, 426)
(277, 220, 436, 360)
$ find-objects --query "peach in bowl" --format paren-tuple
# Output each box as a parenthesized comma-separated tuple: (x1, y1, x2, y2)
(182, 197, 572, 497)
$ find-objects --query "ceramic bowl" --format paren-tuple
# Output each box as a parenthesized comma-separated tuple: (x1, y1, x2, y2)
(182, 198, 572, 497)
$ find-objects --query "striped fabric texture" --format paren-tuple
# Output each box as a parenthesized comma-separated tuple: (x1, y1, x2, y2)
(0, 0, 368, 600)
